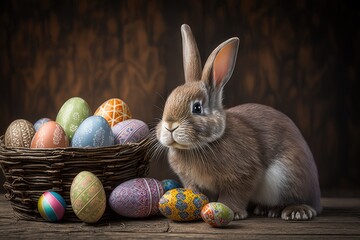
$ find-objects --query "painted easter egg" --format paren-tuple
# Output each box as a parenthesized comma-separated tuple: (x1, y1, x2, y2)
(201, 202, 234, 227)
(38, 191, 67, 222)
(111, 119, 149, 144)
(109, 178, 164, 218)
(34, 118, 51, 131)
(161, 179, 182, 192)
(56, 97, 91, 140)
(30, 121, 69, 148)
(159, 188, 209, 221)
(71, 116, 114, 147)
(70, 171, 106, 223)
(4, 119, 36, 148)
(94, 98, 132, 127)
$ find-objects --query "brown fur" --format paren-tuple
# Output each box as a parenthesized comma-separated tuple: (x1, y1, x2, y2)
(155, 24, 321, 220)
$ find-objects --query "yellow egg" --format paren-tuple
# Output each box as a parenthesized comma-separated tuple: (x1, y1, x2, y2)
(70, 171, 106, 223)
(159, 188, 209, 221)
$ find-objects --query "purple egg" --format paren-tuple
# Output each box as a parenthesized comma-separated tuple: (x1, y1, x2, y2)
(109, 178, 164, 218)
(111, 119, 149, 144)
(34, 118, 51, 131)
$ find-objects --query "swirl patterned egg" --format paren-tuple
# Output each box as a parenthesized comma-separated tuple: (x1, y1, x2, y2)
(71, 116, 114, 147)
(159, 188, 209, 221)
(5, 119, 36, 148)
(31, 121, 69, 148)
(109, 178, 164, 218)
(94, 98, 132, 127)
(56, 97, 91, 141)
(112, 119, 149, 144)
(201, 202, 234, 227)
(70, 171, 106, 223)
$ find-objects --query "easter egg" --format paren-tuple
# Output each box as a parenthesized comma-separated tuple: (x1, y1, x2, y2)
(161, 179, 182, 192)
(34, 118, 51, 131)
(4, 119, 36, 148)
(38, 191, 67, 222)
(201, 202, 234, 227)
(70, 171, 106, 223)
(71, 116, 114, 147)
(159, 188, 209, 221)
(109, 178, 164, 218)
(31, 121, 69, 148)
(56, 97, 91, 140)
(94, 98, 132, 127)
(112, 119, 149, 144)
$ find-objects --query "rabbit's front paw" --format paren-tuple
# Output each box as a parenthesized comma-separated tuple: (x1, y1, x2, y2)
(281, 204, 316, 221)
(233, 209, 248, 220)
(254, 205, 282, 218)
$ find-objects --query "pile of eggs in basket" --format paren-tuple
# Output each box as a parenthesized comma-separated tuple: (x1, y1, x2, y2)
(3, 97, 235, 227)
(4, 97, 149, 149)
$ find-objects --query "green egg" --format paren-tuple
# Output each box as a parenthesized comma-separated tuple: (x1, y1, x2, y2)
(56, 97, 91, 141)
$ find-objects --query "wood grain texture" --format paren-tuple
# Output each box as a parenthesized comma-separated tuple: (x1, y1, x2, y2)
(0, 0, 359, 193)
(0, 195, 359, 239)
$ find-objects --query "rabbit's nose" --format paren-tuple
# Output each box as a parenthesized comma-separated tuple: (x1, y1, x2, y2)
(163, 122, 179, 133)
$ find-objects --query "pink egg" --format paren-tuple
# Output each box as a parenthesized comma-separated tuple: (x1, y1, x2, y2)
(38, 191, 67, 222)
(31, 121, 69, 148)
(109, 178, 163, 218)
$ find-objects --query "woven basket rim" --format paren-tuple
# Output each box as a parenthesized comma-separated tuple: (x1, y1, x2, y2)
(0, 134, 150, 153)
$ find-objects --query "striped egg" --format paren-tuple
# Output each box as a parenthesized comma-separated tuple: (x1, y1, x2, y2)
(109, 178, 164, 218)
(70, 171, 106, 223)
(37, 191, 67, 222)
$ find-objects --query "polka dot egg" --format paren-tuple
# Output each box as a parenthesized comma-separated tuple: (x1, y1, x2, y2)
(159, 188, 209, 221)
(38, 191, 67, 222)
(201, 202, 234, 227)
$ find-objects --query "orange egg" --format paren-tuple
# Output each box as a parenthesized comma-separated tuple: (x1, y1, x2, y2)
(31, 121, 69, 148)
(94, 98, 132, 127)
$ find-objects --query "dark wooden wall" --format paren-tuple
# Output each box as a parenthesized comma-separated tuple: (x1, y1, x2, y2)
(1, 0, 359, 196)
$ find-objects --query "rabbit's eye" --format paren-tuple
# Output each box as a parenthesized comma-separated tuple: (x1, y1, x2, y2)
(192, 101, 203, 114)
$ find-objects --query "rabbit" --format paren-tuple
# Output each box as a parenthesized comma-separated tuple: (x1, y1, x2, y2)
(155, 24, 322, 221)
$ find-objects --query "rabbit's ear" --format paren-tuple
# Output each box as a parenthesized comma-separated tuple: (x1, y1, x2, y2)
(181, 24, 202, 83)
(202, 38, 239, 89)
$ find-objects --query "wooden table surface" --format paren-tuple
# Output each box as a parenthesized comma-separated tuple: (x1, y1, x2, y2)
(0, 195, 359, 239)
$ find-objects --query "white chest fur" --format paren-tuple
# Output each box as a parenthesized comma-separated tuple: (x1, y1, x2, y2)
(251, 160, 288, 206)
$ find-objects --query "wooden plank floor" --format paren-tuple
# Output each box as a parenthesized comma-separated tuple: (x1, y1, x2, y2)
(0, 195, 359, 239)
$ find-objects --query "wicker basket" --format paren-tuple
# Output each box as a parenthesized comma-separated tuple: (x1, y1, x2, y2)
(0, 135, 151, 222)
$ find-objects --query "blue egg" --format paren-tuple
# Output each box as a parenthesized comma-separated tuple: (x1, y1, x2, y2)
(34, 118, 51, 131)
(71, 116, 114, 147)
(162, 179, 182, 192)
